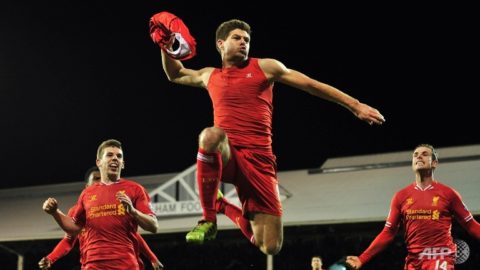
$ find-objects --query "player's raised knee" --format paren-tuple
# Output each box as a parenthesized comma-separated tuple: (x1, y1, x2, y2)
(199, 127, 226, 151)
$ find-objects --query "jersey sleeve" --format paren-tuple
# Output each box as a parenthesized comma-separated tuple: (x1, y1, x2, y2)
(136, 233, 159, 263)
(449, 188, 480, 239)
(46, 235, 78, 264)
(70, 192, 87, 227)
(359, 192, 401, 264)
(133, 184, 155, 216)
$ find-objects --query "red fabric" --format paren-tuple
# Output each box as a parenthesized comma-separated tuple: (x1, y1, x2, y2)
(217, 198, 254, 244)
(404, 255, 455, 270)
(207, 58, 274, 150)
(207, 57, 281, 217)
(360, 180, 477, 266)
(450, 189, 480, 240)
(82, 256, 139, 270)
(462, 218, 480, 239)
(149, 11, 196, 60)
(394, 181, 466, 254)
(136, 233, 158, 265)
(46, 206, 83, 265)
(71, 179, 154, 269)
(46, 235, 78, 264)
(358, 225, 397, 264)
(222, 145, 282, 216)
(196, 148, 221, 222)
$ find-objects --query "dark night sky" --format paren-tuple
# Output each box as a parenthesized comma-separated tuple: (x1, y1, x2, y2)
(1, 2, 478, 189)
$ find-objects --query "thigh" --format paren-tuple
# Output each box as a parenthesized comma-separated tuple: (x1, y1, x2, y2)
(251, 213, 283, 243)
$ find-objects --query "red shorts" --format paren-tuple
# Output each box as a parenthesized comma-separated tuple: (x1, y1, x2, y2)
(404, 254, 455, 270)
(83, 259, 139, 270)
(222, 145, 282, 217)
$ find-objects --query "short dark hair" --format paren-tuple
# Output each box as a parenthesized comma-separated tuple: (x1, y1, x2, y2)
(415, 143, 438, 161)
(84, 166, 99, 182)
(97, 139, 122, 159)
(215, 19, 251, 53)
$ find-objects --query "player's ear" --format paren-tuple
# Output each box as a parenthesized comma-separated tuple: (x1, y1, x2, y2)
(217, 39, 224, 51)
(432, 159, 438, 169)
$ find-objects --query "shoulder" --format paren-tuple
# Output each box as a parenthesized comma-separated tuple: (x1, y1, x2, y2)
(199, 67, 216, 87)
(199, 67, 215, 75)
(78, 186, 93, 198)
(393, 183, 414, 199)
(257, 58, 286, 71)
(435, 181, 460, 198)
(120, 179, 147, 191)
(120, 178, 139, 186)
(68, 205, 78, 215)
(203, 66, 218, 78)
(257, 58, 289, 80)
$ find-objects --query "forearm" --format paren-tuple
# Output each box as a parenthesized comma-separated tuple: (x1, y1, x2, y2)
(307, 80, 359, 111)
(51, 210, 82, 235)
(358, 228, 396, 264)
(161, 49, 184, 81)
(132, 210, 159, 233)
(463, 218, 480, 240)
(137, 233, 158, 262)
(47, 237, 76, 263)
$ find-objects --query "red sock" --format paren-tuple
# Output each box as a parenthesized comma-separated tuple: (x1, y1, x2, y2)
(217, 198, 254, 244)
(196, 148, 221, 222)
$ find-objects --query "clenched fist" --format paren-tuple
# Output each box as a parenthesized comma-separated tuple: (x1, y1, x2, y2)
(43, 198, 58, 215)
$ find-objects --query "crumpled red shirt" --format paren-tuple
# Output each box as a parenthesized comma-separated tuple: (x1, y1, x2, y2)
(149, 11, 197, 61)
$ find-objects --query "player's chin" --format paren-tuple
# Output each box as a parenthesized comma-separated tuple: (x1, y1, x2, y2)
(235, 51, 248, 59)
(107, 171, 120, 179)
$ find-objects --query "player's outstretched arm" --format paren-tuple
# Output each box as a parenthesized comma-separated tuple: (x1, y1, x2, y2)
(259, 58, 385, 125)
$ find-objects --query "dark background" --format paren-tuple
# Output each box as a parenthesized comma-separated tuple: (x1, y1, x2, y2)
(1, 2, 478, 189)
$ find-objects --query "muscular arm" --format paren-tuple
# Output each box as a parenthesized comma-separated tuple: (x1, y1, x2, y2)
(43, 198, 82, 235)
(132, 211, 159, 233)
(160, 49, 213, 88)
(258, 58, 385, 125)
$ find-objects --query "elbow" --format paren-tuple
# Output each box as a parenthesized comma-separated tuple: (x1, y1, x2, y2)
(148, 223, 159, 234)
(64, 226, 81, 236)
(165, 74, 175, 82)
(153, 219, 160, 233)
(164, 70, 180, 83)
(147, 217, 159, 233)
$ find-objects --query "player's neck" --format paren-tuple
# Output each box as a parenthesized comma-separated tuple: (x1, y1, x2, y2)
(222, 57, 248, 68)
(101, 175, 120, 185)
(415, 172, 434, 188)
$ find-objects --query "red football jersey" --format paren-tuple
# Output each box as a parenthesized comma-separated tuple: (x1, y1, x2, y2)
(72, 179, 154, 269)
(207, 58, 274, 150)
(387, 181, 473, 254)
